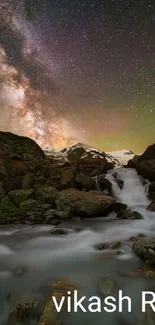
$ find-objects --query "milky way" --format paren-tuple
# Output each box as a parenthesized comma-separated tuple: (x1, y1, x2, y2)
(0, 0, 155, 152)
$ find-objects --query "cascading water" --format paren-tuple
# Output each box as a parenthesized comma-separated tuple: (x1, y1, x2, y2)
(0, 168, 155, 325)
(106, 168, 150, 211)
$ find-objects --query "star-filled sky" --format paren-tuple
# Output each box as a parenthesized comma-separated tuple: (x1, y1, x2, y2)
(0, 0, 155, 153)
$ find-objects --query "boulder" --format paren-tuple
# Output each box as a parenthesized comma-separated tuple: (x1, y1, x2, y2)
(37, 280, 77, 325)
(113, 202, 128, 213)
(148, 182, 155, 200)
(9, 299, 40, 323)
(133, 238, 155, 264)
(76, 172, 95, 190)
(117, 209, 143, 220)
(34, 186, 58, 205)
(127, 144, 155, 181)
(147, 201, 155, 211)
(8, 189, 34, 206)
(0, 132, 45, 158)
(94, 243, 110, 251)
(50, 228, 69, 235)
(0, 182, 6, 200)
(55, 189, 115, 218)
(0, 201, 21, 224)
(22, 173, 35, 189)
(96, 175, 112, 193)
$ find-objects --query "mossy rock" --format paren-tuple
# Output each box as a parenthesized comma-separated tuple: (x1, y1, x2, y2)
(0, 202, 22, 224)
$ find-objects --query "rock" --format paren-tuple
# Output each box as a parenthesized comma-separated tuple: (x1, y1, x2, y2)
(22, 173, 35, 189)
(117, 209, 143, 220)
(62, 143, 115, 176)
(112, 172, 124, 189)
(147, 201, 155, 211)
(78, 150, 114, 177)
(111, 242, 121, 249)
(116, 250, 126, 255)
(50, 220, 61, 226)
(35, 186, 58, 205)
(96, 175, 112, 193)
(9, 299, 40, 323)
(0, 132, 45, 158)
(98, 277, 118, 297)
(60, 168, 75, 187)
(20, 199, 39, 208)
(50, 228, 69, 235)
(148, 182, 155, 201)
(14, 267, 29, 276)
(8, 189, 34, 206)
(94, 243, 110, 251)
(44, 209, 70, 220)
(113, 202, 128, 213)
(127, 144, 155, 181)
(37, 279, 76, 325)
(133, 238, 155, 264)
(76, 172, 95, 190)
(0, 201, 21, 224)
(56, 189, 115, 218)
(0, 181, 6, 200)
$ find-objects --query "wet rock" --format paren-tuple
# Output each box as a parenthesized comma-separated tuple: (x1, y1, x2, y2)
(56, 189, 115, 218)
(97, 175, 112, 193)
(148, 182, 155, 201)
(133, 238, 155, 264)
(147, 201, 155, 211)
(112, 172, 124, 189)
(94, 243, 110, 251)
(113, 202, 128, 213)
(8, 189, 34, 205)
(50, 228, 69, 235)
(117, 209, 143, 220)
(9, 299, 40, 323)
(111, 242, 121, 249)
(116, 250, 126, 255)
(37, 279, 77, 325)
(98, 277, 118, 297)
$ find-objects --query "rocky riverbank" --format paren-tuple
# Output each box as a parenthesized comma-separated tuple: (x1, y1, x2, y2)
(0, 132, 123, 224)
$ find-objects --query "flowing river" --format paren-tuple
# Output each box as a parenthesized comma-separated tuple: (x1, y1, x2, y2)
(0, 168, 155, 324)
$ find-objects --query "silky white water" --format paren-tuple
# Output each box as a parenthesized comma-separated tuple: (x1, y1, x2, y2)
(0, 167, 154, 324)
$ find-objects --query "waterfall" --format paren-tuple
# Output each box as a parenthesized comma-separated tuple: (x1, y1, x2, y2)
(93, 176, 102, 192)
(106, 168, 150, 212)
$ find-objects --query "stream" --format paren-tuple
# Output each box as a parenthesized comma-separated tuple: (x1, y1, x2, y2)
(0, 168, 155, 324)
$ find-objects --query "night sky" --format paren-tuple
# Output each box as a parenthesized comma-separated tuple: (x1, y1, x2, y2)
(0, 0, 155, 153)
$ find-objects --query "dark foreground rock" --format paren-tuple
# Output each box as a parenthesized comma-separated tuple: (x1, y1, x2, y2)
(133, 238, 155, 264)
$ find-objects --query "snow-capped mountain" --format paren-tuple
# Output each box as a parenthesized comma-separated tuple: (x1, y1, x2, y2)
(106, 149, 135, 165)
